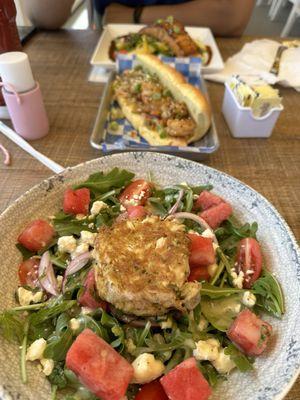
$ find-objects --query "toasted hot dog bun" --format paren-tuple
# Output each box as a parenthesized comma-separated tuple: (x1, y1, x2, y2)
(115, 54, 211, 146)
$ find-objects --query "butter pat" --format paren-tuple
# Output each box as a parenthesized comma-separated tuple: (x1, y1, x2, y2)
(229, 76, 282, 117)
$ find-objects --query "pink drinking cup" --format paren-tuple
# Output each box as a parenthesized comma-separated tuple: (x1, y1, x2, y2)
(2, 82, 49, 140)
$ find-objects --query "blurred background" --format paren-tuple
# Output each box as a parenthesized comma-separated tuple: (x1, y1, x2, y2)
(15, 0, 300, 40)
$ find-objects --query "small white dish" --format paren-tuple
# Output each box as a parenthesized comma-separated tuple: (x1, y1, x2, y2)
(90, 24, 224, 74)
(222, 82, 283, 138)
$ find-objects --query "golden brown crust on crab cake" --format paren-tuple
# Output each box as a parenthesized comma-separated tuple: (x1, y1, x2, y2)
(94, 216, 196, 316)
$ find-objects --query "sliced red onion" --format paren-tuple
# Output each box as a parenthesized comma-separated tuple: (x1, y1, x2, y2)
(169, 212, 218, 244)
(38, 251, 59, 296)
(62, 251, 91, 292)
(168, 189, 185, 215)
(0, 143, 10, 166)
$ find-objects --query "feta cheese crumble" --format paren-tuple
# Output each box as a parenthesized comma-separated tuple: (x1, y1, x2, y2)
(71, 243, 89, 259)
(212, 348, 236, 374)
(160, 317, 173, 329)
(90, 201, 108, 216)
(193, 338, 220, 362)
(81, 307, 93, 315)
(58, 235, 77, 253)
(132, 353, 165, 384)
(242, 291, 256, 307)
(76, 214, 86, 220)
(80, 230, 97, 246)
(231, 268, 245, 289)
(69, 318, 81, 332)
(26, 339, 47, 361)
(17, 288, 44, 306)
(40, 358, 54, 376)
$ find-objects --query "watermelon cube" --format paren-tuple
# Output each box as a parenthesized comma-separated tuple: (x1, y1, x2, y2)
(66, 329, 133, 400)
(160, 357, 212, 400)
(195, 191, 223, 211)
(200, 202, 232, 229)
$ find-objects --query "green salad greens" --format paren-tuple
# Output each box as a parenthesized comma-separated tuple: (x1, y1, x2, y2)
(0, 168, 284, 400)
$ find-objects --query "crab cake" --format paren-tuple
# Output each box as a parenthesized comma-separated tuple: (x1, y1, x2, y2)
(94, 216, 200, 316)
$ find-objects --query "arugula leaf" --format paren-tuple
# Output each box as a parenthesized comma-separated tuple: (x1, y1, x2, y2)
(21, 320, 29, 384)
(53, 212, 96, 236)
(224, 344, 254, 372)
(126, 385, 140, 400)
(28, 321, 54, 342)
(29, 298, 76, 326)
(15, 243, 35, 260)
(50, 252, 69, 269)
(73, 168, 134, 197)
(55, 313, 70, 335)
(95, 188, 122, 202)
(94, 205, 121, 228)
(73, 387, 99, 400)
(44, 329, 73, 361)
(201, 283, 245, 299)
(77, 314, 110, 342)
(191, 184, 213, 194)
(48, 362, 68, 389)
(149, 197, 167, 216)
(136, 321, 151, 347)
(0, 310, 24, 343)
(198, 362, 221, 387)
(139, 330, 195, 354)
(110, 324, 125, 351)
(252, 269, 285, 318)
(164, 349, 184, 374)
(100, 311, 125, 351)
(182, 188, 193, 212)
(216, 220, 258, 256)
(201, 295, 242, 332)
(209, 261, 225, 286)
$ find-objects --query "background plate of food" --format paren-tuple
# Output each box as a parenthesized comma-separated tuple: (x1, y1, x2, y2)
(0, 152, 299, 400)
(90, 54, 219, 158)
(90, 18, 224, 74)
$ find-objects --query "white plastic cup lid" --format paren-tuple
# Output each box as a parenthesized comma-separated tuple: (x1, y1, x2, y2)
(0, 52, 35, 93)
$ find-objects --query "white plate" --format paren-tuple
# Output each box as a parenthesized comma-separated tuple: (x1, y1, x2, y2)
(90, 24, 224, 74)
(0, 152, 299, 400)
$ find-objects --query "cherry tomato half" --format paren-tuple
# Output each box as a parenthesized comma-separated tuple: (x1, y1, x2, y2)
(18, 257, 40, 287)
(119, 180, 152, 207)
(236, 237, 262, 288)
(135, 380, 168, 400)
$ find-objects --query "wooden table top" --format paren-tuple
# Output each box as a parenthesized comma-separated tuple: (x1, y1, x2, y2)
(0, 30, 299, 398)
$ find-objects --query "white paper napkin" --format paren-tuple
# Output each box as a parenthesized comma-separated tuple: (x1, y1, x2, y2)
(204, 39, 300, 91)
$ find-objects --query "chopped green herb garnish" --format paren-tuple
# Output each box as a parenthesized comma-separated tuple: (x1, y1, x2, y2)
(109, 121, 119, 131)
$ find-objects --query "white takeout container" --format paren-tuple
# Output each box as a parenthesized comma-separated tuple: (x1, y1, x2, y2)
(222, 82, 283, 138)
